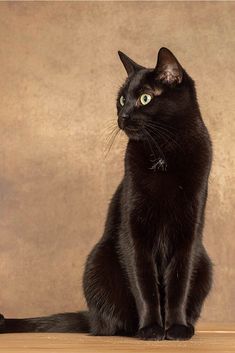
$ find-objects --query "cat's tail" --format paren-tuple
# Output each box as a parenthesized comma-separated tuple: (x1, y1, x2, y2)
(0, 311, 90, 333)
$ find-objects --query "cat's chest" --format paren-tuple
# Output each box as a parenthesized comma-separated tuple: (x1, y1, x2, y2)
(137, 209, 173, 268)
(137, 168, 181, 202)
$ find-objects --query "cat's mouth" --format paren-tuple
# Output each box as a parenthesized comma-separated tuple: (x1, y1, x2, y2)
(117, 117, 142, 139)
(122, 126, 142, 139)
(124, 126, 139, 133)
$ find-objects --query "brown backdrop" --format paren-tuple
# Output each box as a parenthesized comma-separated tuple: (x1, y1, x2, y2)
(0, 2, 234, 323)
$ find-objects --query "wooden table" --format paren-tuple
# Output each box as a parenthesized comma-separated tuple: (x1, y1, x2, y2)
(0, 324, 234, 353)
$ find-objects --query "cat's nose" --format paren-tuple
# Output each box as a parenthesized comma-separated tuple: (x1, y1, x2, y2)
(118, 114, 130, 129)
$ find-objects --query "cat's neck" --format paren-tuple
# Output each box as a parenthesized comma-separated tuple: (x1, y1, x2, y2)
(125, 140, 168, 174)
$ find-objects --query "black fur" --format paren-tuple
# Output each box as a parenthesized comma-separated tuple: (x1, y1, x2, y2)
(0, 48, 212, 340)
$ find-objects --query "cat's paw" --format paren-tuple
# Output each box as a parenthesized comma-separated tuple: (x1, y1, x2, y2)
(166, 324, 194, 340)
(136, 324, 165, 340)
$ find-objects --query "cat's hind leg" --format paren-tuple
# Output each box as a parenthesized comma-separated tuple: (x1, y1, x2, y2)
(83, 239, 138, 337)
(186, 247, 213, 327)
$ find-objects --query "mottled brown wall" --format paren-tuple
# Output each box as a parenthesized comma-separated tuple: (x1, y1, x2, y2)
(0, 2, 234, 322)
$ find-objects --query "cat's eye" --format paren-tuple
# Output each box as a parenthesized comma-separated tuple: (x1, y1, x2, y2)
(140, 93, 152, 106)
(120, 96, 125, 106)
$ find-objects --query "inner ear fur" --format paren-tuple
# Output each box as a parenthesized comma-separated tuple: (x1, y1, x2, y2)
(155, 47, 183, 85)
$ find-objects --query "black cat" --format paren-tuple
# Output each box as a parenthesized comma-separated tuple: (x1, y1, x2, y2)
(0, 48, 213, 340)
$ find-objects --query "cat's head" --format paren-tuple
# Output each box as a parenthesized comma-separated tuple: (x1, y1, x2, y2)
(117, 47, 197, 140)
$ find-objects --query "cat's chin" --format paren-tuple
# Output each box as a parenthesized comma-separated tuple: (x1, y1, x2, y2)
(123, 128, 143, 141)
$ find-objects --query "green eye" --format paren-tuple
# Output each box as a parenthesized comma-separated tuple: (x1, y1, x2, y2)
(120, 96, 125, 106)
(140, 93, 152, 106)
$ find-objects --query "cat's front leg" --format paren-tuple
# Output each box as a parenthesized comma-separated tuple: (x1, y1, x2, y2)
(123, 218, 164, 340)
(133, 247, 165, 341)
(164, 245, 195, 340)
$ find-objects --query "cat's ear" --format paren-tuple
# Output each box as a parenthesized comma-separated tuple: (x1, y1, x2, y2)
(155, 47, 183, 85)
(118, 51, 144, 76)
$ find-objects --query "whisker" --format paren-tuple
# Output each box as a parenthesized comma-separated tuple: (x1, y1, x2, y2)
(144, 123, 183, 152)
(104, 127, 120, 159)
(144, 127, 166, 162)
(154, 121, 179, 133)
(145, 121, 177, 138)
(104, 125, 119, 142)
(102, 121, 118, 133)
(141, 128, 158, 163)
(146, 125, 175, 146)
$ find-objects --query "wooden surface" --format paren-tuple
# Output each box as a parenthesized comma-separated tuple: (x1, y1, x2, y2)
(0, 324, 234, 353)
